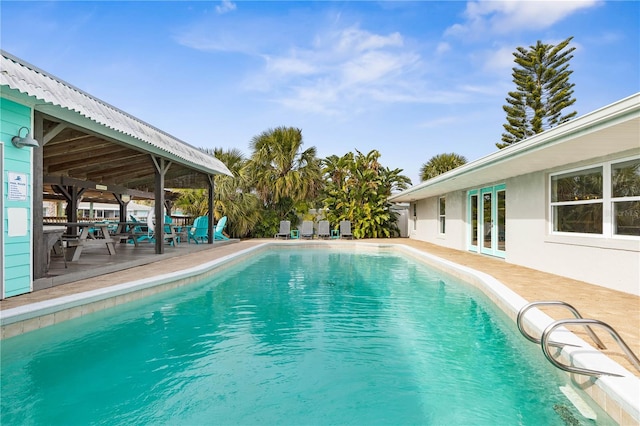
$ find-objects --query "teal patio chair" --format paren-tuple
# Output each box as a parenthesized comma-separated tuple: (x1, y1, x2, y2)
(128, 215, 151, 244)
(146, 213, 179, 246)
(214, 216, 229, 240)
(188, 216, 209, 244)
(162, 215, 180, 245)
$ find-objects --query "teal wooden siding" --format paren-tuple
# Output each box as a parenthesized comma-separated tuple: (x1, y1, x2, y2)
(1, 97, 33, 297)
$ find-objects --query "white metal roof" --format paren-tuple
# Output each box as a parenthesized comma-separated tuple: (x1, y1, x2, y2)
(0, 51, 232, 177)
(390, 93, 640, 202)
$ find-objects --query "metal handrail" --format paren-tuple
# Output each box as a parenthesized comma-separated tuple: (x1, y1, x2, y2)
(517, 301, 606, 349)
(541, 318, 640, 377)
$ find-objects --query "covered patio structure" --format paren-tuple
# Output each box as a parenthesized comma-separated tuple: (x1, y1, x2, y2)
(1, 51, 232, 296)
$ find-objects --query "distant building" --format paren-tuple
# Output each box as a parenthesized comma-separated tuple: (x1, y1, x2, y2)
(43, 201, 153, 220)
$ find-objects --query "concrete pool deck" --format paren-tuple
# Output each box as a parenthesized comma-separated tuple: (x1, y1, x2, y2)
(1, 238, 638, 378)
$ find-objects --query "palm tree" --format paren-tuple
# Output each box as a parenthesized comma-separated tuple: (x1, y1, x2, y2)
(172, 188, 209, 217)
(420, 153, 467, 181)
(174, 148, 261, 238)
(247, 126, 322, 218)
(209, 147, 262, 238)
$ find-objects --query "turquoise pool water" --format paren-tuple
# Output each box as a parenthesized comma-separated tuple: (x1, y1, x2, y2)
(1, 248, 612, 425)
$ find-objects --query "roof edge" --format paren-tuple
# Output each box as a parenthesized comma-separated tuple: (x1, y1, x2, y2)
(390, 92, 640, 202)
(1, 50, 233, 177)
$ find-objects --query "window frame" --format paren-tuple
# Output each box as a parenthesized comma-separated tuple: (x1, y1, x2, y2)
(549, 155, 640, 239)
(438, 196, 446, 234)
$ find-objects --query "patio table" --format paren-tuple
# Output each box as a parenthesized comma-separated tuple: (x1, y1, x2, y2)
(45, 222, 116, 261)
(43, 226, 66, 270)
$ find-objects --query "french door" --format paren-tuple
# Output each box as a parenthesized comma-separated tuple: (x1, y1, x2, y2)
(468, 184, 506, 258)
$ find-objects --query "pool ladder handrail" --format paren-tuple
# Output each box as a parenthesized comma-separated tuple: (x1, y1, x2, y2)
(541, 319, 640, 377)
(517, 301, 640, 377)
(516, 301, 606, 349)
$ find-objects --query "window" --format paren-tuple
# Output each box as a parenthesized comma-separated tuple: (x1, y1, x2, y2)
(438, 197, 446, 234)
(413, 203, 417, 230)
(551, 166, 603, 234)
(612, 158, 640, 236)
(550, 157, 640, 237)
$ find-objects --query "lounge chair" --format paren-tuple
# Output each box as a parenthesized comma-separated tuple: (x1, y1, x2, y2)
(214, 216, 229, 240)
(317, 220, 330, 239)
(274, 220, 291, 239)
(340, 220, 353, 239)
(188, 216, 209, 244)
(300, 220, 314, 239)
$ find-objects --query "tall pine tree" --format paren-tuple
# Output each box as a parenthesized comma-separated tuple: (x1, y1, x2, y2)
(499, 37, 577, 148)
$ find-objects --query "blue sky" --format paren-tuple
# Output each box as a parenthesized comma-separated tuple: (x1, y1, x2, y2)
(1, 1, 638, 184)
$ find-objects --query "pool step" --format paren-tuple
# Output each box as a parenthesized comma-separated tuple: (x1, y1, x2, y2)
(559, 385, 597, 421)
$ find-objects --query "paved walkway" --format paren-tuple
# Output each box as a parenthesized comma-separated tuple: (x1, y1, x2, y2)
(2, 239, 638, 376)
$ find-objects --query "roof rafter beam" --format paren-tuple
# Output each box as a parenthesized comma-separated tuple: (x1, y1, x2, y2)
(42, 122, 67, 146)
(45, 174, 155, 199)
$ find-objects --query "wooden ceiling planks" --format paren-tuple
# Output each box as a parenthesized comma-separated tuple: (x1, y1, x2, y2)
(41, 116, 213, 203)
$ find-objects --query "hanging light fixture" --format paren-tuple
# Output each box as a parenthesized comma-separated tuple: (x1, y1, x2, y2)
(11, 126, 40, 148)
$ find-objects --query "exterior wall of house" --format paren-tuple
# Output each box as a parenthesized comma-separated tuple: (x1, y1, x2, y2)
(408, 155, 640, 296)
(507, 159, 640, 296)
(410, 191, 467, 250)
(1, 97, 34, 298)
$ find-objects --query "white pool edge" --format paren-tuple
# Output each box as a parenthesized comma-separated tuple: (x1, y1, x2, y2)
(1, 241, 638, 424)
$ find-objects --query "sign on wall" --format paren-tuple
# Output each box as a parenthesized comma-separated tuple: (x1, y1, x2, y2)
(7, 171, 27, 201)
(7, 207, 28, 237)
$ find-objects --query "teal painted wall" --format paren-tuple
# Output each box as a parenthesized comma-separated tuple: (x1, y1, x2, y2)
(1, 97, 33, 297)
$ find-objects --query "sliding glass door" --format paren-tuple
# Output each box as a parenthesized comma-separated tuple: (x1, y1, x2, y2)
(468, 184, 506, 258)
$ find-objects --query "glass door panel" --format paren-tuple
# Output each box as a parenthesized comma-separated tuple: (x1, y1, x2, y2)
(481, 189, 493, 253)
(469, 193, 478, 250)
(497, 189, 506, 253)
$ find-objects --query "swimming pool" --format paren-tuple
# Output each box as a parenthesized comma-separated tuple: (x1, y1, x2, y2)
(0, 246, 618, 425)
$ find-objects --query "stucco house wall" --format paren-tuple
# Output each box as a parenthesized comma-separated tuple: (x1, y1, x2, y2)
(406, 157, 639, 296)
(506, 158, 640, 296)
(411, 190, 472, 251)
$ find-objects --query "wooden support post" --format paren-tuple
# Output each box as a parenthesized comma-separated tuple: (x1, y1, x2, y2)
(33, 113, 46, 279)
(151, 155, 171, 254)
(113, 193, 130, 223)
(207, 175, 215, 244)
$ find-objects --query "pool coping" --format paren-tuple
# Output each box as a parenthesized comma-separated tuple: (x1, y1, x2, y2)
(1, 241, 638, 424)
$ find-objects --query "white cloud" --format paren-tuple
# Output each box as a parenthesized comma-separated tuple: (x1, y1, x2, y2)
(481, 45, 517, 73)
(215, 0, 236, 15)
(418, 115, 460, 129)
(332, 27, 403, 53)
(436, 42, 451, 55)
(177, 17, 475, 116)
(341, 51, 418, 86)
(278, 84, 342, 115)
(446, 0, 602, 36)
(256, 26, 430, 114)
(264, 55, 317, 76)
